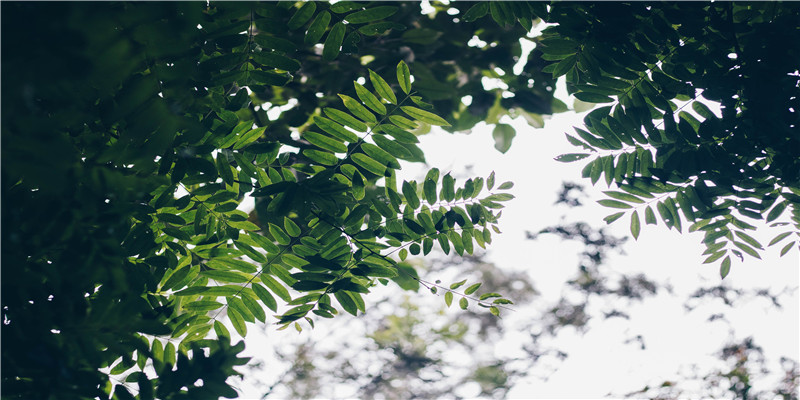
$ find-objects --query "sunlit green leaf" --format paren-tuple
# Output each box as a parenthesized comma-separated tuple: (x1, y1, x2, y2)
(630, 210, 641, 240)
(397, 61, 411, 94)
(464, 282, 481, 295)
(369, 69, 397, 104)
(719, 255, 731, 279)
(339, 94, 377, 123)
(354, 82, 387, 114)
(401, 106, 450, 126)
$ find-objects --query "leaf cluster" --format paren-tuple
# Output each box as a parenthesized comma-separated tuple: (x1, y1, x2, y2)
(547, 3, 800, 276)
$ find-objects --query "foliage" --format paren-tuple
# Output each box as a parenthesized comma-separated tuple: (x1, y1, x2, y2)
(537, 2, 800, 276)
(1, 2, 521, 398)
(2, 2, 798, 399)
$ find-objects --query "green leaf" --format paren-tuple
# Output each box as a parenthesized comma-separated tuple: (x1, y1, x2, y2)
(252, 283, 278, 312)
(368, 69, 397, 105)
(292, 280, 328, 291)
(303, 131, 347, 153)
(323, 22, 346, 61)
(235, 241, 267, 263)
(339, 94, 377, 123)
(766, 200, 787, 222)
(330, 1, 362, 13)
(205, 190, 237, 204)
(401, 106, 450, 126)
(734, 230, 763, 249)
(444, 291, 453, 307)
(397, 61, 411, 94)
(354, 82, 386, 114)
(552, 54, 577, 78)
(321, 110, 367, 134)
(597, 199, 633, 209)
(344, 6, 398, 24)
(156, 213, 187, 225)
(388, 115, 418, 130)
(479, 292, 502, 300)
(732, 241, 761, 259)
(459, 297, 469, 310)
(283, 217, 301, 237)
(441, 174, 455, 202)
(183, 300, 224, 312)
(359, 22, 406, 36)
(464, 282, 481, 295)
(254, 34, 296, 53)
(352, 153, 386, 176)
(361, 143, 400, 169)
(373, 134, 413, 160)
(449, 279, 467, 290)
(402, 181, 420, 209)
(462, 2, 489, 22)
(645, 205, 657, 225)
(250, 70, 292, 86)
(378, 124, 419, 144)
(423, 179, 438, 205)
(491, 123, 516, 153)
(334, 291, 358, 316)
(201, 270, 250, 284)
(304, 11, 331, 45)
(252, 52, 301, 72)
(214, 320, 230, 343)
(262, 275, 292, 303)
(555, 153, 590, 163)
(241, 293, 266, 323)
(574, 92, 614, 104)
(314, 115, 360, 142)
(269, 223, 291, 246)
(719, 255, 731, 279)
(540, 38, 578, 55)
(768, 231, 792, 247)
(234, 127, 267, 150)
(227, 307, 247, 337)
(780, 241, 796, 257)
(603, 211, 625, 224)
(704, 249, 727, 264)
(630, 210, 641, 240)
(288, 2, 317, 29)
(303, 149, 338, 166)
(603, 191, 644, 204)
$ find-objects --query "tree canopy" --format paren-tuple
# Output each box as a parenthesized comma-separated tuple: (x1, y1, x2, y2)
(2, 2, 798, 399)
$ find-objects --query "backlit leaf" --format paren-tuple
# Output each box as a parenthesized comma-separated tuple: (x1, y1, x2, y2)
(630, 210, 641, 240)
(339, 94, 377, 123)
(401, 106, 450, 126)
(397, 61, 411, 94)
(354, 82, 386, 114)
(369, 69, 397, 104)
